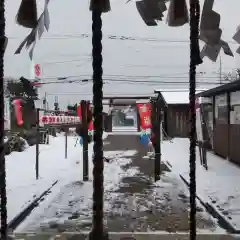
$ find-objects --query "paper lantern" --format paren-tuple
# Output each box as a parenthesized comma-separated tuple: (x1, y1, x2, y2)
(12, 99, 23, 126)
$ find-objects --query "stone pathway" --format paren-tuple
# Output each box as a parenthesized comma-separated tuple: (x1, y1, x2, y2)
(17, 134, 219, 234)
(103, 134, 217, 232)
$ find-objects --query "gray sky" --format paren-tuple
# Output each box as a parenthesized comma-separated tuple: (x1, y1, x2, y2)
(4, 0, 240, 108)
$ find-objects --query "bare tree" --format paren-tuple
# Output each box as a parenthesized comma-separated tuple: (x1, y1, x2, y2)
(223, 69, 240, 82)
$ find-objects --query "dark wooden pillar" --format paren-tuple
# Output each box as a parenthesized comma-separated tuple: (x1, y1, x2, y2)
(81, 100, 89, 181)
(108, 99, 113, 132)
(151, 98, 160, 181)
(227, 92, 231, 160)
(163, 107, 168, 138)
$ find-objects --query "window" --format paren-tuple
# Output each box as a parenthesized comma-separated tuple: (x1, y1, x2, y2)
(230, 91, 240, 124)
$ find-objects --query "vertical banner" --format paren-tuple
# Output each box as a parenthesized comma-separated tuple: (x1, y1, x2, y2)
(136, 103, 152, 130)
(88, 120, 94, 132)
(87, 104, 94, 132)
(77, 104, 82, 120)
(77, 103, 94, 132)
(30, 61, 42, 92)
(33, 63, 41, 88)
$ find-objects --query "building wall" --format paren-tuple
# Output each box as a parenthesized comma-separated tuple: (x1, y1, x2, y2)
(213, 93, 229, 158)
(165, 104, 189, 138)
(229, 91, 240, 165)
(212, 91, 240, 166)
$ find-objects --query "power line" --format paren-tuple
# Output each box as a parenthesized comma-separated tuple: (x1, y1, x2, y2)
(35, 78, 228, 85)
(9, 33, 238, 44)
(40, 57, 91, 65)
(46, 90, 207, 96)
(31, 73, 224, 82)
(103, 77, 227, 82)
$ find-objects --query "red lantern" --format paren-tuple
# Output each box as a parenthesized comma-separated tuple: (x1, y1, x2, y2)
(12, 99, 23, 126)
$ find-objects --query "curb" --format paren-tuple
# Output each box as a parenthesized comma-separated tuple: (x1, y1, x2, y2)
(165, 160, 240, 234)
(13, 231, 239, 240)
(179, 174, 240, 234)
(8, 180, 58, 232)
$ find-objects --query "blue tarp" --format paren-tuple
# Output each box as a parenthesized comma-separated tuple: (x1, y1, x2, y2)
(79, 136, 83, 146)
(140, 134, 149, 146)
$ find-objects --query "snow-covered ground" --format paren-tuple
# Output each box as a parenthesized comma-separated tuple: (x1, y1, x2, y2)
(5, 132, 109, 224)
(16, 133, 141, 232)
(162, 138, 240, 230)
(15, 132, 222, 233)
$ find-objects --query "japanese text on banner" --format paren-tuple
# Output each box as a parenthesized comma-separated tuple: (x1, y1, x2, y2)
(136, 103, 152, 129)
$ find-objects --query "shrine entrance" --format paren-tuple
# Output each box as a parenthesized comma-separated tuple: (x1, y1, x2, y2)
(102, 95, 155, 133)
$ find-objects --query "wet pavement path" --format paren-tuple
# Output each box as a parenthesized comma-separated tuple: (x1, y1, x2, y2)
(103, 134, 216, 232)
(18, 134, 219, 233)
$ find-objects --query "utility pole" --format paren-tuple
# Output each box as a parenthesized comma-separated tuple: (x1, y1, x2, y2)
(43, 92, 47, 112)
(219, 55, 222, 84)
(54, 96, 60, 114)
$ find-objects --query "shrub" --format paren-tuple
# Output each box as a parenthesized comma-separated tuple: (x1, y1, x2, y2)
(4, 133, 26, 154)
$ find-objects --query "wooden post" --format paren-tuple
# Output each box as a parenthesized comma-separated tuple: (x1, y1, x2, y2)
(65, 127, 68, 159)
(227, 92, 231, 161)
(46, 129, 49, 144)
(136, 102, 141, 132)
(151, 99, 160, 181)
(212, 96, 215, 149)
(81, 100, 89, 181)
(202, 141, 208, 170)
(155, 99, 161, 181)
(35, 108, 40, 180)
(198, 141, 203, 165)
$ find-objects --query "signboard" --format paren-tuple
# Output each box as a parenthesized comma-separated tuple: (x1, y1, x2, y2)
(40, 115, 81, 125)
(34, 64, 41, 78)
(30, 62, 42, 92)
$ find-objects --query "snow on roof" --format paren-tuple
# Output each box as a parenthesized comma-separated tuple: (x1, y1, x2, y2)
(135, 99, 150, 103)
(155, 90, 207, 104)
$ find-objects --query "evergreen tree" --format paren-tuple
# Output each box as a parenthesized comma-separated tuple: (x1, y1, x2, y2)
(7, 77, 38, 129)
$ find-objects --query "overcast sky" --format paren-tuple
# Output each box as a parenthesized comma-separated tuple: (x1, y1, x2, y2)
(4, 0, 240, 108)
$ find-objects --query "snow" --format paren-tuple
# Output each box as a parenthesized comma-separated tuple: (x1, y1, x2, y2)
(5, 132, 109, 224)
(162, 138, 240, 230)
(15, 133, 140, 232)
(154, 90, 206, 104)
(111, 126, 138, 132)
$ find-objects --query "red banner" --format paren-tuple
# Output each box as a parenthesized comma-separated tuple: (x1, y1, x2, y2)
(88, 120, 94, 131)
(77, 104, 94, 131)
(76, 104, 82, 120)
(136, 103, 152, 129)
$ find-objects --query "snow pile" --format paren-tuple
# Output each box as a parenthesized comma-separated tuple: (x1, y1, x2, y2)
(5, 132, 115, 224)
(19, 137, 30, 150)
(162, 138, 240, 230)
(104, 150, 139, 191)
